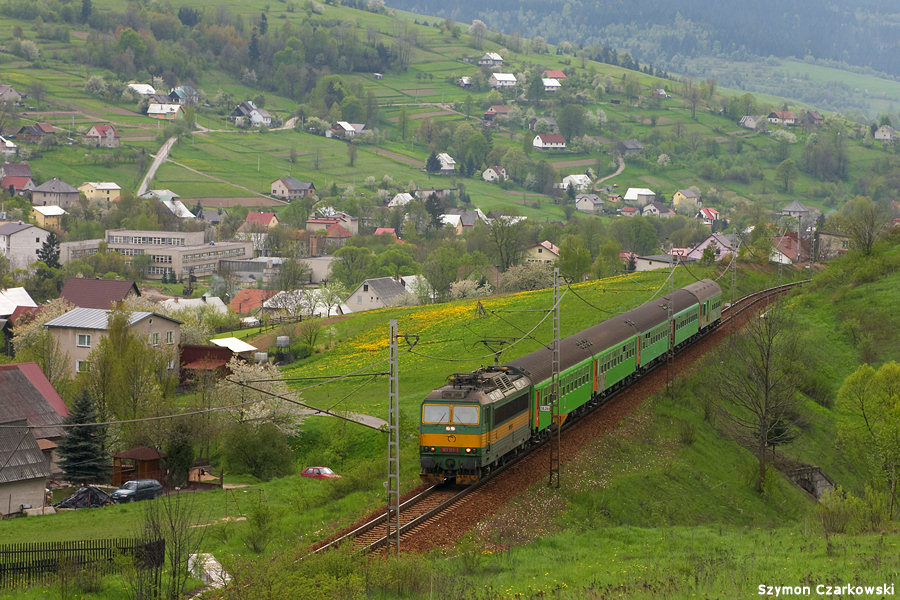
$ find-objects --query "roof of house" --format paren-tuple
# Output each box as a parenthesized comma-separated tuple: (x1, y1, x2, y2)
(0, 287, 37, 317)
(698, 207, 719, 220)
(88, 124, 118, 137)
(531, 240, 560, 256)
(543, 69, 566, 78)
(1, 163, 32, 177)
(1, 175, 32, 191)
(360, 277, 415, 304)
(440, 214, 462, 228)
(783, 200, 810, 213)
(0, 84, 20, 96)
(245, 212, 277, 227)
(542, 78, 561, 87)
(277, 177, 314, 191)
(210, 337, 257, 354)
(32, 205, 66, 217)
(622, 206, 637, 213)
(229, 288, 276, 314)
(0, 362, 68, 440)
(576, 193, 603, 205)
(480, 52, 503, 61)
(646, 200, 673, 214)
(148, 103, 183, 114)
(113, 446, 166, 460)
(388, 192, 414, 207)
(326, 223, 353, 238)
(161, 199, 195, 218)
(769, 110, 797, 120)
(620, 139, 644, 150)
(140, 189, 180, 201)
(677, 189, 700, 198)
(487, 105, 511, 114)
(0, 222, 36, 236)
(33, 178, 78, 194)
(535, 133, 566, 144)
(82, 181, 121, 190)
(0, 419, 50, 485)
(127, 83, 156, 95)
(624, 187, 655, 201)
(44, 307, 180, 329)
(373, 227, 397, 237)
(200, 208, 223, 223)
(490, 73, 517, 82)
(160, 295, 228, 314)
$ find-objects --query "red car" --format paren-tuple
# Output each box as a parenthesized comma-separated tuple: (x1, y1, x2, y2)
(301, 466, 341, 479)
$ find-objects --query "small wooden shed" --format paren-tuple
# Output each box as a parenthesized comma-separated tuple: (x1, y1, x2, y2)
(112, 446, 167, 487)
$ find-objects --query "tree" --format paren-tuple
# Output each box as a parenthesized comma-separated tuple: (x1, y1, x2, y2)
(81, 0, 92, 23)
(56, 390, 111, 485)
(468, 20, 487, 49)
(487, 216, 530, 271)
(28, 82, 47, 108)
(398, 108, 409, 140)
(558, 236, 591, 282)
(836, 361, 900, 518)
(330, 245, 375, 289)
(775, 158, 797, 192)
(712, 302, 799, 492)
(275, 259, 312, 291)
(423, 243, 462, 301)
(347, 143, 357, 167)
(425, 151, 441, 174)
(837, 196, 889, 256)
(177, 6, 201, 27)
(36, 232, 60, 269)
(557, 104, 587, 140)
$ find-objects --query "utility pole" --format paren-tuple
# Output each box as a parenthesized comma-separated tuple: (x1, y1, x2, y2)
(666, 253, 675, 395)
(730, 241, 739, 334)
(386, 320, 401, 555)
(548, 268, 561, 488)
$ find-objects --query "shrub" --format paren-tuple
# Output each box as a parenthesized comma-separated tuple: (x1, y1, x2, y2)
(222, 422, 294, 481)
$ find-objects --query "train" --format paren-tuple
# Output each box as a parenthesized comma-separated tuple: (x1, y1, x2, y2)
(419, 279, 723, 484)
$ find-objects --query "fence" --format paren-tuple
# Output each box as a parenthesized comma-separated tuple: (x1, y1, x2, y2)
(0, 538, 164, 589)
(212, 314, 302, 334)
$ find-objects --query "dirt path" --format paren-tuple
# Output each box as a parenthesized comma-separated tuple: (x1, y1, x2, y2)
(137, 135, 176, 196)
(596, 155, 625, 184)
(371, 147, 423, 168)
(166, 158, 283, 201)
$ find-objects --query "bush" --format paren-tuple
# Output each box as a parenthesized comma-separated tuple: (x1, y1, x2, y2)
(222, 422, 294, 481)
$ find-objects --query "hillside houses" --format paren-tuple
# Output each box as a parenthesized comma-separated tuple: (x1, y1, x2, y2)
(271, 177, 315, 201)
(533, 133, 566, 150)
(147, 103, 184, 120)
(623, 187, 655, 206)
(31, 178, 79, 209)
(489, 73, 516, 89)
(767, 110, 796, 126)
(231, 100, 273, 128)
(477, 52, 504, 67)
(482, 166, 507, 182)
(575, 194, 604, 215)
(79, 181, 122, 202)
(874, 125, 897, 143)
(673, 189, 701, 213)
(83, 124, 119, 148)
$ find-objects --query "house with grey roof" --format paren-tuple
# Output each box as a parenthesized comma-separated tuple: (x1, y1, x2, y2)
(0, 222, 50, 270)
(271, 177, 315, 201)
(44, 307, 182, 377)
(0, 419, 50, 516)
(575, 193, 604, 215)
(30, 178, 80, 209)
(345, 276, 426, 312)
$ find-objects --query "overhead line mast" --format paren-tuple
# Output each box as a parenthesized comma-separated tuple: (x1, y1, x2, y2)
(548, 268, 561, 488)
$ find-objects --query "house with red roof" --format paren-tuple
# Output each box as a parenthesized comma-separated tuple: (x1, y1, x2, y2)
(83, 124, 120, 148)
(533, 133, 567, 150)
(59, 278, 140, 309)
(244, 212, 279, 229)
(523, 240, 560, 264)
(16, 123, 56, 142)
(0, 163, 34, 195)
(697, 207, 720, 226)
(305, 211, 359, 235)
(767, 110, 797, 126)
(772, 232, 811, 263)
(373, 227, 398, 240)
(325, 223, 353, 247)
(543, 69, 566, 79)
(230, 288, 277, 314)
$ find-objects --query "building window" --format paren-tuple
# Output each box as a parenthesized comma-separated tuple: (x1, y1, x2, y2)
(166, 331, 174, 344)
(167, 359, 176, 370)
(77, 334, 91, 348)
(357, 295, 362, 304)
(151, 332, 160, 346)
(76, 360, 90, 373)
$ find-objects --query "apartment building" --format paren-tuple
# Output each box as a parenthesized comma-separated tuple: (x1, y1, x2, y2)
(105, 229, 253, 280)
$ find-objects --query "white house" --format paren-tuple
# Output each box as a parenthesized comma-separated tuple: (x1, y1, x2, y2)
(127, 83, 157, 96)
(874, 125, 897, 142)
(477, 52, 503, 66)
(482, 166, 507, 182)
(542, 78, 561, 92)
(345, 276, 424, 312)
(623, 187, 655, 206)
(559, 174, 592, 192)
(437, 153, 456, 174)
(388, 192, 415, 208)
(0, 222, 50, 270)
(533, 134, 566, 150)
(697, 207, 720, 226)
(147, 103, 184, 120)
(489, 73, 517, 88)
(0, 136, 17, 156)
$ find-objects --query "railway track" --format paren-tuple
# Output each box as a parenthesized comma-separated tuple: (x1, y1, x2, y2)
(307, 279, 809, 556)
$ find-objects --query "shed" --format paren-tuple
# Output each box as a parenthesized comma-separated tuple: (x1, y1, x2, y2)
(112, 446, 166, 487)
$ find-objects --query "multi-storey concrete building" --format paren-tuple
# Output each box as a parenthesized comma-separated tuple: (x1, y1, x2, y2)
(105, 229, 253, 280)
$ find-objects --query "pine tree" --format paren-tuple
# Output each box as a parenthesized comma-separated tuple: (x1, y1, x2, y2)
(37, 232, 60, 269)
(56, 390, 111, 485)
(425, 151, 441, 173)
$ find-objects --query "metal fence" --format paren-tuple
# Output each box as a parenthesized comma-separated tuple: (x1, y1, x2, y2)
(0, 537, 164, 588)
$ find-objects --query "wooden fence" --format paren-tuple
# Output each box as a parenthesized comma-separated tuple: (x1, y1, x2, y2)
(0, 537, 164, 588)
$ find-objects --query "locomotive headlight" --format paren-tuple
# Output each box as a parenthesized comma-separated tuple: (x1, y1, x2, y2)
(465, 448, 472, 453)
(445, 426, 456, 432)
(430, 447, 436, 452)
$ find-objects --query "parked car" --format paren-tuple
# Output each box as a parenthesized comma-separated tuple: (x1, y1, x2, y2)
(300, 466, 341, 479)
(110, 479, 163, 503)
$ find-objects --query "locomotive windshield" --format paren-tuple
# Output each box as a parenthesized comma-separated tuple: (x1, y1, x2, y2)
(423, 404, 450, 423)
(451, 405, 479, 424)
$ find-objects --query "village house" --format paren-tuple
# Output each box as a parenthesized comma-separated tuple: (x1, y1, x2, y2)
(31, 178, 80, 209)
(673, 189, 701, 213)
(0, 163, 34, 195)
(559, 174, 592, 192)
(83, 124, 120, 148)
(739, 115, 766, 130)
(305, 211, 358, 235)
(617, 139, 644, 156)
(542, 78, 562, 92)
(126, 83, 156, 96)
(0, 222, 50, 270)
(623, 187, 655, 206)
(329, 121, 365, 138)
(439, 214, 464, 235)
(147, 103, 184, 120)
(59, 277, 140, 309)
(0, 84, 22, 104)
(160, 295, 228, 315)
(477, 52, 504, 67)
(767, 110, 797, 126)
(772, 232, 811, 263)
(782, 199, 811, 222)
(436, 153, 456, 174)
(0, 420, 51, 516)
(697, 207, 720, 226)
(802, 110, 824, 128)
(523, 240, 560, 264)
(79, 181, 122, 203)
(345, 276, 423, 312)
(642, 201, 675, 219)
(816, 230, 851, 260)
(575, 193, 604, 215)
(0, 287, 36, 319)
(325, 223, 353, 247)
(16, 123, 56, 143)
(457, 76, 473, 88)
(229, 288, 278, 314)
(0, 135, 17, 156)
(482, 166, 507, 182)
(169, 85, 200, 105)
(0, 362, 68, 471)
(231, 100, 273, 128)
(44, 307, 183, 377)
(244, 212, 280, 230)
(543, 69, 566, 80)
(621, 206, 638, 217)
(632, 253, 696, 272)
(874, 125, 897, 143)
(685, 233, 738, 262)
(270, 177, 315, 201)
(388, 192, 414, 208)
(488, 73, 517, 88)
(533, 133, 566, 150)
(31, 205, 65, 230)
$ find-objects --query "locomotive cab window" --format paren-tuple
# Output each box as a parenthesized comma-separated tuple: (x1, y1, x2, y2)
(451, 405, 479, 425)
(423, 404, 451, 424)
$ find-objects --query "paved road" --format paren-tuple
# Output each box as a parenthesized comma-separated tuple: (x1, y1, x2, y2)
(137, 135, 177, 196)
